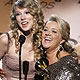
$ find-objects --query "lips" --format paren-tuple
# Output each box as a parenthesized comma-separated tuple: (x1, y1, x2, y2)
(45, 37, 51, 41)
(42, 37, 52, 48)
(21, 21, 29, 28)
(44, 37, 52, 43)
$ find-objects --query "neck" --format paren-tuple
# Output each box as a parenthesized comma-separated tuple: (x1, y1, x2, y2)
(18, 25, 32, 36)
(18, 30, 32, 43)
(46, 46, 59, 58)
(46, 47, 59, 65)
(46, 47, 70, 65)
(21, 30, 31, 36)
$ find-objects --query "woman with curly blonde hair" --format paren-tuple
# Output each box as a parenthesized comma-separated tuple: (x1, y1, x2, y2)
(0, 0, 44, 80)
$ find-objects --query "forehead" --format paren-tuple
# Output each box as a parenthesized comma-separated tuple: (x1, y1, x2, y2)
(45, 21, 59, 30)
(15, 6, 29, 12)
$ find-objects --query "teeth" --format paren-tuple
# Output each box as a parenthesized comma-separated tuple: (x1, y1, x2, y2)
(22, 22, 27, 24)
(45, 38, 51, 41)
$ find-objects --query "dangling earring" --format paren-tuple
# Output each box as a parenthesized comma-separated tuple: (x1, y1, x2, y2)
(57, 44, 64, 58)
(59, 44, 64, 51)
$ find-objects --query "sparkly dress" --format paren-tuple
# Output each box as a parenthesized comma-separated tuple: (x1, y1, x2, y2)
(47, 55, 80, 80)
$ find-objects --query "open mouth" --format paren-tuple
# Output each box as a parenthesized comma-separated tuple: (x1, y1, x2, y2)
(21, 21, 29, 27)
(44, 37, 52, 43)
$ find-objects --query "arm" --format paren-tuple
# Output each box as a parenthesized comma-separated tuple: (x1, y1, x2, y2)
(75, 43, 80, 63)
(0, 34, 8, 59)
(0, 33, 8, 78)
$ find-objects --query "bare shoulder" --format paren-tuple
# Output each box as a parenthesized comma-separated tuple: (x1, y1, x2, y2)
(0, 33, 8, 45)
(0, 30, 13, 45)
(75, 43, 80, 57)
(75, 43, 80, 51)
(0, 31, 14, 58)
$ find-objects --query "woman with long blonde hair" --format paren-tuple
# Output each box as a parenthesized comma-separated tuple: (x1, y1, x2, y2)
(0, 0, 44, 80)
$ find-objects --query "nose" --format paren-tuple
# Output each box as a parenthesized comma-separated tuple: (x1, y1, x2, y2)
(45, 31, 51, 36)
(21, 14, 26, 20)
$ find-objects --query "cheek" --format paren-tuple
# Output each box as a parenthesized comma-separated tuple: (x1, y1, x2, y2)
(28, 16, 34, 24)
(53, 32, 62, 39)
(42, 33, 45, 40)
(52, 34, 59, 39)
(52, 34, 62, 44)
(16, 16, 21, 23)
(27, 15, 33, 20)
(29, 16, 33, 20)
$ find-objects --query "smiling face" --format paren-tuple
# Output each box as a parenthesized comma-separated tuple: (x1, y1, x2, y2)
(42, 21, 63, 51)
(15, 6, 34, 31)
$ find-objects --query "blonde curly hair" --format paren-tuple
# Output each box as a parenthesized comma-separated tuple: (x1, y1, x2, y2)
(10, 0, 44, 59)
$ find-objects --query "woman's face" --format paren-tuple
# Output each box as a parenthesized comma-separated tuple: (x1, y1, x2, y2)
(15, 6, 33, 31)
(42, 21, 63, 51)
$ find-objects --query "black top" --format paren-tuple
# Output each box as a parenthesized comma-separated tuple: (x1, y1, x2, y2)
(47, 55, 80, 80)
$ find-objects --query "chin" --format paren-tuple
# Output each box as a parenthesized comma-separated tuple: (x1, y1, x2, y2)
(43, 45, 50, 49)
(22, 28, 30, 31)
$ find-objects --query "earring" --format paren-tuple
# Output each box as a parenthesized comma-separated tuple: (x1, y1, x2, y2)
(56, 44, 64, 58)
(59, 44, 64, 51)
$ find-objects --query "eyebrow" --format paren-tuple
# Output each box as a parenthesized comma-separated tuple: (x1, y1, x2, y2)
(45, 26, 57, 30)
(15, 9, 29, 12)
(44, 26, 48, 29)
(15, 10, 21, 13)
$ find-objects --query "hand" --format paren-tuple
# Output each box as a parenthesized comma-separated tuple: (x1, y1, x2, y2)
(35, 57, 50, 80)
(35, 57, 49, 72)
(75, 57, 80, 64)
(75, 43, 80, 64)
(0, 68, 5, 78)
(78, 60, 80, 64)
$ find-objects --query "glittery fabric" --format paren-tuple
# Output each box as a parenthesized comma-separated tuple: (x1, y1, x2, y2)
(47, 55, 80, 80)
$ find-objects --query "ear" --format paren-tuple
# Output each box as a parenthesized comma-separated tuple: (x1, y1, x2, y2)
(60, 40, 65, 44)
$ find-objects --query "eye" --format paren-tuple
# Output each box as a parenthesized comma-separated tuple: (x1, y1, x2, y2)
(52, 30, 57, 33)
(43, 28, 48, 31)
(25, 11, 30, 14)
(15, 13, 20, 16)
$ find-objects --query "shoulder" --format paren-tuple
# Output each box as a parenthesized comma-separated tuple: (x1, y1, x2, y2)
(0, 30, 13, 45)
(59, 55, 79, 69)
(75, 43, 80, 54)
(47, 55, 80, 80)
(0, 33, 8, 45)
